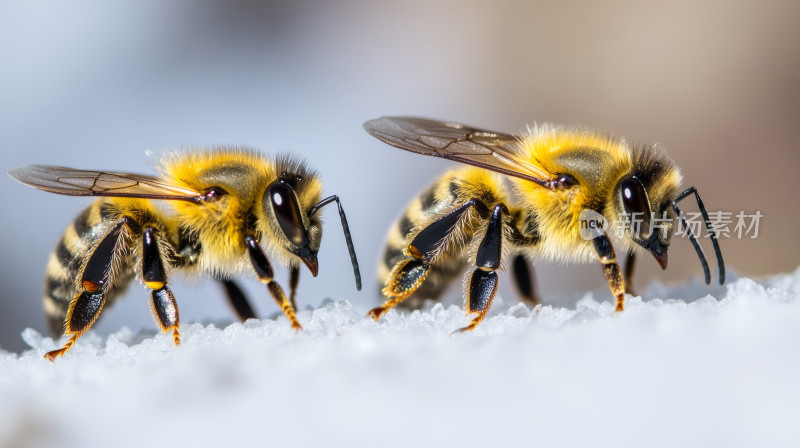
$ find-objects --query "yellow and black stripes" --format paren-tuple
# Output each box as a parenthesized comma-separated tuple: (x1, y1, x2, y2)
(12, 147, 367, 361)
(363, 117, 723, 332)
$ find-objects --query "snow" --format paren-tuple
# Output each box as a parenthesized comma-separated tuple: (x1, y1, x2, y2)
(2, 269, 800, 448)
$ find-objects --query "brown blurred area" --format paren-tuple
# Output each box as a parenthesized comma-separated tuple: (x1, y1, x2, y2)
(1, 0, 798, 352)
(454, 0, 800, 281)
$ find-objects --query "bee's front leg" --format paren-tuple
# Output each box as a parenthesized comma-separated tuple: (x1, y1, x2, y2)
(244, 235, 302, 330)
(593, 233, 626, 312)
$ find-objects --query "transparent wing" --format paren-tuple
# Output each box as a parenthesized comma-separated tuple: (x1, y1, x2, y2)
(8, 165, 203, 202)
(363, 116, 553, 187)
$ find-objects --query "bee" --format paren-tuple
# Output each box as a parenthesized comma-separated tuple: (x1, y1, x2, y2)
(8, 148, 361, 361)
(364, 116, 724, 333)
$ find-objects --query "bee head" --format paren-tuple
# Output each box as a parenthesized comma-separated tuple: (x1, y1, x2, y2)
(262, 171, 322, 276)
(614, 144, 682, 269)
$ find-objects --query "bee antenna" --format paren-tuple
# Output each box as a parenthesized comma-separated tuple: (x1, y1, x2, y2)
(671, 187, 725, 285)
(309, 195, 362, 290)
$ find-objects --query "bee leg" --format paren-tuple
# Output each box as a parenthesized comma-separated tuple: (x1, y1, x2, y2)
(143, 227, 181, 345)
(593, 233, 625, 312)
(44, 291, 106, 361)
(453, 204, 504, 333)
(511, 254, 541, 306)
(45, 217, 129, 361)
(369, 258, 430, 320)
(623, 251, 637, 296)
(245, 235, 302, 330)
(151, 287, 180, 345)
(369, 198, 485, 321)
(220, 280, 257, 321)
(289, 266, 300, 311)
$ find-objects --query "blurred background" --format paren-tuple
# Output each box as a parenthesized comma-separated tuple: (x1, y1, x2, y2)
(1, 0, 798, 352)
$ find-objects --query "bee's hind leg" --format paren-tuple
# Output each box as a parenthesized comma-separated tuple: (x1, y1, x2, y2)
(369, 257, 430, 320)
(45, 218, 129, 361)
(369, 198, 482, 321)
(44, 291, 105, 361)
(453, 204, 505, 334)
(219, 279, 257, 321)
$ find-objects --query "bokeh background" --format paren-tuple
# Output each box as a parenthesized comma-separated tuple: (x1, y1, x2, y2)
(1, 0, 798, 352)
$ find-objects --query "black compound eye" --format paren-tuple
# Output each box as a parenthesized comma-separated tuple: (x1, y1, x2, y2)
(267, 182, 308, 247)
(620, 176, 652, 240)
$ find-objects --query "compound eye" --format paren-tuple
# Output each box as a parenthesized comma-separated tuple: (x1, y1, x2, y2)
(620, 176, 652, 240)
(267, 182, 308, 247)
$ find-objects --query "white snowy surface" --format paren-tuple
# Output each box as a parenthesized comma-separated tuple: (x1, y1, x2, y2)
(2, 269, 800, 448)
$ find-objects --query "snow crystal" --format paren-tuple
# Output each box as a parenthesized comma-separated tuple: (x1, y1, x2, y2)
(1, 270, 800, 448)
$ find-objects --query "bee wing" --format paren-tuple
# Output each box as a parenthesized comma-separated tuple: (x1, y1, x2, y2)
(8, 165, 203, 202)
(363, 116, 553, 187)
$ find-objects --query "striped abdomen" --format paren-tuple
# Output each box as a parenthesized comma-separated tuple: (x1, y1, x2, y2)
(43, 199, 135, 335)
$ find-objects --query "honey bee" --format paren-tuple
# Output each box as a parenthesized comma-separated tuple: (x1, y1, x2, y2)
(8, 148, 361, 361)
(364, 117, 724, 333)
